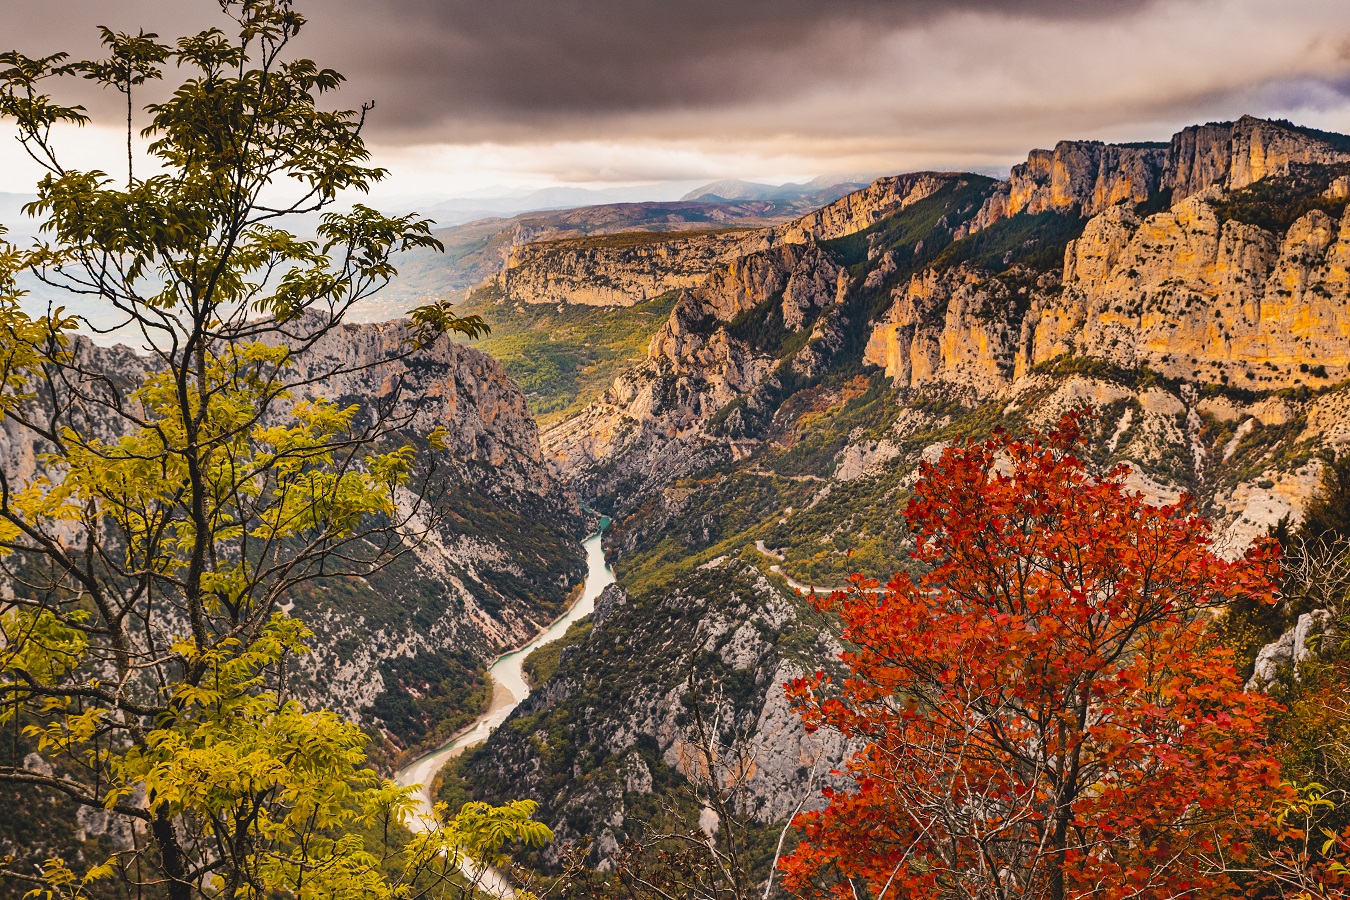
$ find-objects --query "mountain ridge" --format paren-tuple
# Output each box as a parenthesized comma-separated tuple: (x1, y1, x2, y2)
(440, 116, 1350, 871)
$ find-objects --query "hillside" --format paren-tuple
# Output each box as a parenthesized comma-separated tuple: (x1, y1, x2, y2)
(442, 115, 1350, 872)
(351, 188, 867, 321)
(0, 320, 589, 883)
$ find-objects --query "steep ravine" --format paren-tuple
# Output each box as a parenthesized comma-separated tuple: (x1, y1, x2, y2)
(446, 118, 1350, 873)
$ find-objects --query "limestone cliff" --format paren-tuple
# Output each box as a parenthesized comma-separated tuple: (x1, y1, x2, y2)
(1033, 193, 1350, 387)
(969, 116, 1350, 232)
(867, 176, 1350, 396)
(541, 239, 850, 507)
(766, 171, 963, 244)
(541, 293, 777, 508)
(862, 265, 1036, 396)
(500, 229, 760, 307)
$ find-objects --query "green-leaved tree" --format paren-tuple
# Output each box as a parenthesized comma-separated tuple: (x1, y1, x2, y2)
(0, 2, 550, 898)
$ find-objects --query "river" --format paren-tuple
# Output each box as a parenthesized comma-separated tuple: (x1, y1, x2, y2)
(394, 524, 615, 835)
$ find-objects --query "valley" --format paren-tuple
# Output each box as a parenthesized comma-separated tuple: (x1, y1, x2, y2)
(8, 106, 1350, 896)
(10, 1, 1350, 895)
(394, 114, 1350, 880)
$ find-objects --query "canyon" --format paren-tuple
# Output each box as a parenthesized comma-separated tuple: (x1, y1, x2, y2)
(436, 117, 1350, 863)
(7, 113, 1350, 886)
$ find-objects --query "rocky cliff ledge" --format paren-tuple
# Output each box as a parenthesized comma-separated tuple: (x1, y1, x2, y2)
(500, 229, 758, 307)
(499, 172, 959, 308)
(866, 180, 1350, 395)
(964, 116, 1350, 234)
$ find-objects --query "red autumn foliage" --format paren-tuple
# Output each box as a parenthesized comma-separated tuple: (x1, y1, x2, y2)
(780, 412, 1289, 900)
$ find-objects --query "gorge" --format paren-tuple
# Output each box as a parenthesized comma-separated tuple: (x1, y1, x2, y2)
(364, 114, 1350, 874)
(7, 110, 1350, 893)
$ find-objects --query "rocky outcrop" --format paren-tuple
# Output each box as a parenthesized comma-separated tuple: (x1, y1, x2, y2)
(1031, 196, 1350, 386)
(972, 116, 1350, 230)
(292, 317, 559, 496)
(768, 172, 964, 244)
(1008, 141, 1168, 218)
(541, 239, 851, 503)
(863, 266, 1034, 397)
(500, 229, 760, 307)
(542, 295, 777, 507)
(867, 187, 1350, 396)
(1248, 609, 1333, 688)
(464, 559, 851, 865)
(692, 241, 844, 326)
(1177, 116, 1350, 194)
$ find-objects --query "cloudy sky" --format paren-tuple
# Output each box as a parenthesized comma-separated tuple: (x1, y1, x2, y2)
(2, 0, 1349, 201)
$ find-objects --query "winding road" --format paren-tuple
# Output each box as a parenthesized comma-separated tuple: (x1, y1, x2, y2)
(756, 539, 848, 595)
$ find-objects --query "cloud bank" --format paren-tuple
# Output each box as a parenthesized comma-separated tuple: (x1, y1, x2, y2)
(2, 0, 1348, 192)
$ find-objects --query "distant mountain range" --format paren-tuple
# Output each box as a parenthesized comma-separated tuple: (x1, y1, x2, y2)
(678, 174, 879, 202)
(406, 176, 878, 226)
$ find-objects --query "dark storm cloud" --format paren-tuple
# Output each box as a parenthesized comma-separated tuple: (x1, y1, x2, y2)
(3, 0, 1155, 140)
(299, 0, 1157, 135)
(3, 0, 1350, 188)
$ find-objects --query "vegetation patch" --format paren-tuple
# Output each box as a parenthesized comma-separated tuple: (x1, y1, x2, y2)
(932, 209, 1087, 274)
(456, 285, 679, 425)
(1210, 163, 1350, 234)
(522, 621, 593, 689)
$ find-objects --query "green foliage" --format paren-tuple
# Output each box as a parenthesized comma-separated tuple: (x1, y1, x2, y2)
(1031, 354, 1184, 393)
(522, 621, 592, 690)
(457, 285, 678, 426)
(1297, 453, 1350, 547)
(0, 4, 548, 898)
(931, 209, 1087, 274)
(823, 177, 995, 270)
(369, 650, 490, 752)
(1210, 163, 1350, 234)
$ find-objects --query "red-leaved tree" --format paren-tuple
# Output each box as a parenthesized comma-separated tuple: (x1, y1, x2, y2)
(781, 412, 1288, 900)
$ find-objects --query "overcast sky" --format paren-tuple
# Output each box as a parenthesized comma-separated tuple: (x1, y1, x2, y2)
(2, 0, 1349, 201)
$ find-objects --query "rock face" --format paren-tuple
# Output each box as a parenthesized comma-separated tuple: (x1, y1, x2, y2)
(1035, 196, 1350, 387)
(971, 116, 1350, 229)
(767, 171, 961, 244)
(500, 229, 759, 307)
(283, 320, 586, 727)
(542, 291, 777, 507)
(1007, 141, 1168, 218)
(541, 239, 853, 506)
(293, 318, 559, 496)
(464, 559, 851, 864)
(1248, 609, 1333, 688)
(867, 190, 1350, 396)
(863, 265, 1034, 396)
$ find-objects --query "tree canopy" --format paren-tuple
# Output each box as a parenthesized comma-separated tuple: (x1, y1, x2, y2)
(0, 2, 549, 898)
(782, 412, 1289, 900)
